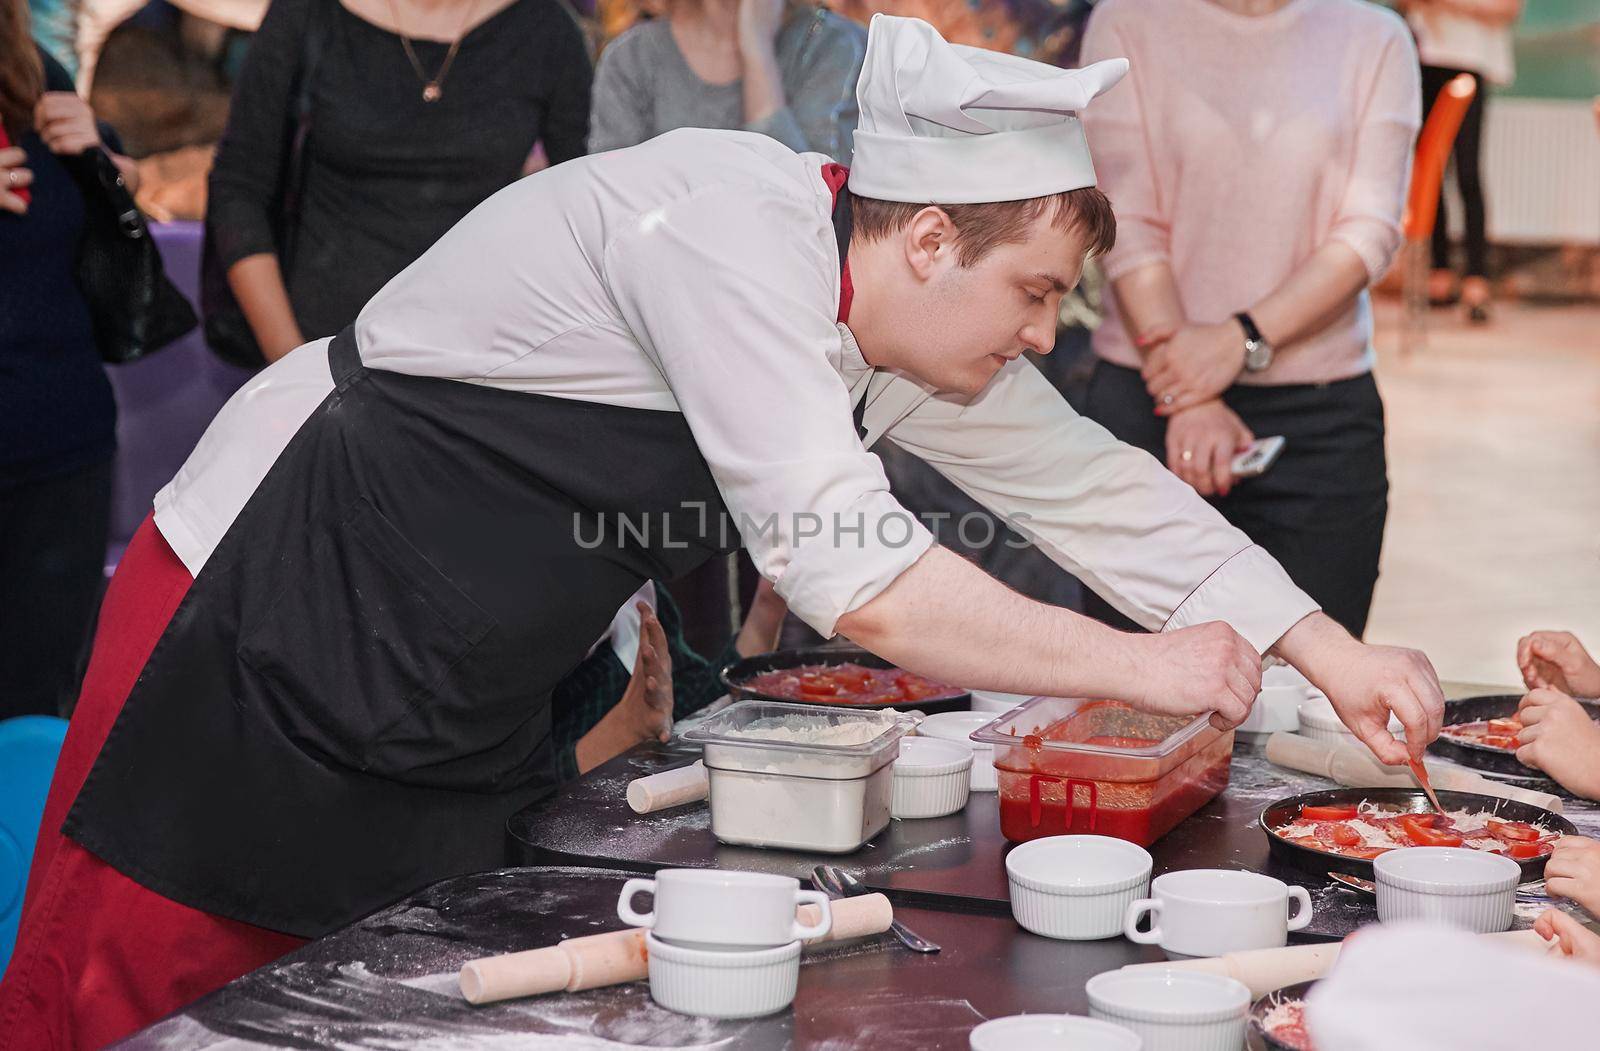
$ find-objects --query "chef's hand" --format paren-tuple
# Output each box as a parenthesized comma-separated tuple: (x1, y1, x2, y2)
(1274, 612, 1444, 765)
(1516, 688, 1600, 800)
(1535, 909, 1600, 969)
(0, 146, 31, 215)
(1545, 837, 1600, 916)
(1518, 631, 1600, 698)
(1129, 621, 1261, 730)
(34, 91, 102, 157)
(1142, 320, 1247, 415)
(1165, 400, 1253, 498)
(735, 576, 788, 658)
(574, 604, 675, 774)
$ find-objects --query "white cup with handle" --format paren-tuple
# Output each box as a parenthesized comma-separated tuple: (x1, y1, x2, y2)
(618, 868, 832, 949)
(1123, 869, 1312, 959)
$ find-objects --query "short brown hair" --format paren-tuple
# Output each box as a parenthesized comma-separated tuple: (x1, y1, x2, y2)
(849, 187, 1116, 268)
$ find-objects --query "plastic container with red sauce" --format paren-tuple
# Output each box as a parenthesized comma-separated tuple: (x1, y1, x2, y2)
(971, 697, 1233, 847)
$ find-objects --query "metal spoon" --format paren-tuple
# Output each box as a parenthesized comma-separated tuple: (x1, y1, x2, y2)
(1329, 871, 1554, 904)
(811, 864, 940, 953)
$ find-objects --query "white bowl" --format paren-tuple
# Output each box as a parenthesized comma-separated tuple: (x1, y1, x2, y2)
(1237, 671, 1305, 736)
(1006, 835, 1153, 940)
(646, 932, 800, 1019)
(1374, 846, 1518, 933)
(917, 710, 999, 791)
(1086, 969, 1249, 1051)
(893, 736, 973, 819)
(1297, 697, 1404, 744)
(969, 689, 1037, 714)
(971, 1014, 1142, 1051)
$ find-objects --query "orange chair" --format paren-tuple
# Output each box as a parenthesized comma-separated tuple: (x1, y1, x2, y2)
(1400, 72, 1477, 354)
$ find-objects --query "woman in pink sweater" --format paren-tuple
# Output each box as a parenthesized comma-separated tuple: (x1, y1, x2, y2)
(1078, 0, 1420, 636)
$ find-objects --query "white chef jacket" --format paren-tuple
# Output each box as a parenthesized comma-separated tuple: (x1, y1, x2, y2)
(155, 127, 1317, 649)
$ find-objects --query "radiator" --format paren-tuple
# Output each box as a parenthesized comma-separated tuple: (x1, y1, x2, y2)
(1453, 97, 1600, 246)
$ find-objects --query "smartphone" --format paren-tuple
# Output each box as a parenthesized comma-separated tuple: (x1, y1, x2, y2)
(1232, 436, 1286, 478)
(0, 122, 29, 206)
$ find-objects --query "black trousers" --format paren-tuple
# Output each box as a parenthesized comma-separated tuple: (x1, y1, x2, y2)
(1423, 65, 1489, 278)
(0, 459, 113, 719)
(1080, 362, 1389, 638)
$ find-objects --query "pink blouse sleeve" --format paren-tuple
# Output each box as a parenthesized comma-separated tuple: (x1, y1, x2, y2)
(1079, 9, 1170, 281)
(1327, 23, 1422, 282)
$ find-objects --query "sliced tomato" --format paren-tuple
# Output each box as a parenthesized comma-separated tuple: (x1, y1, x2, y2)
(1398, 812, 1438, 829)
(1487, 819, 1542, 843)
(1509, 841, 1552, 859)
(1315, 822, 1363, 848)
(1483, 736, 1519, 750)
(1300, 804, 1359, 821)
(1487, 718, 1523, 735)
(1347, 846, 1396, 859)
(1399, 815, 1463, 847)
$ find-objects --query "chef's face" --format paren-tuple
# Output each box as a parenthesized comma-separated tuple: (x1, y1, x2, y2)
(860, 207, 1091, 397)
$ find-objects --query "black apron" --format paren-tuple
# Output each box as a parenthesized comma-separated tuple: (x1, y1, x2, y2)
(64, 169, 859, 938)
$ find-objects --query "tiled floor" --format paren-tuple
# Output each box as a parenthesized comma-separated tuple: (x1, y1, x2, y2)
(1365, 298, 1600, 686)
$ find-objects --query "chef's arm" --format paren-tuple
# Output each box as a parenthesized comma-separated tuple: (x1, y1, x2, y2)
(835, 545, 1262, 727)
(879, 360, 1444, 762)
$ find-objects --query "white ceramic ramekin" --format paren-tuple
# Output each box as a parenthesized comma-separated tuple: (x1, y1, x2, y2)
(1296, 697, 1404, 745)
(1086, 969, 1249, 1051)
(645, 932, 800, 1019)
(1374, 846, 1519, 933)
(970, 1014, 1143, 1051)
(917, 710, 999, 791)
(892, 736, 973, 819)
(969, 690, 1037, 715)
(1006, 835, 1153, 940)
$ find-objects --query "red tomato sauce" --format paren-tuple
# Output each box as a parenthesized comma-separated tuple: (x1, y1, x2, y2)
(739, 662, 963, 706)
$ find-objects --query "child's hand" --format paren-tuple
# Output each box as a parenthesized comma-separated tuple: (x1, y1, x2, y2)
(1546, 837, 1600, 917)
(1516, 688, 1600, 799)
(1518, 631, 1600, 697)
(1535, 909, 1600, 969)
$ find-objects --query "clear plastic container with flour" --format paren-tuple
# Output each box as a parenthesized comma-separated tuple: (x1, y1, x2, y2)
(682, 700, 916, 853)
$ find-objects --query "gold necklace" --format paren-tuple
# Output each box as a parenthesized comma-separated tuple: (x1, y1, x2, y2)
(385, 0, 482, 103)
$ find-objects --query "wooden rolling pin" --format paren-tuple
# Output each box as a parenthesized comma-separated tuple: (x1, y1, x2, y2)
(459, 891, 893, 1005)
(626, 761, 708, 815)
(1264, 732, 1562, 812)
(1118, 929, 1549, 998)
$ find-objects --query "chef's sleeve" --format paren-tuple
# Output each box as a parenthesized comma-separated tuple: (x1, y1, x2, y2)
(602, 187, 934, 636)
(883, 358, 1320, 653)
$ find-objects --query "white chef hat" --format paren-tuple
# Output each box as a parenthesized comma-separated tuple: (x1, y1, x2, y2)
(848, 15, 1130, 205)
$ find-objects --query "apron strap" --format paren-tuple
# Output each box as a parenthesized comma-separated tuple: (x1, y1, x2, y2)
(329, 324, 364, 388)
(821, 163, 872, 441)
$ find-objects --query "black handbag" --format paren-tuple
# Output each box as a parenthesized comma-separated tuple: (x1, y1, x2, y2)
(65, 146, 198, 365)
(200, 0, 329, 369)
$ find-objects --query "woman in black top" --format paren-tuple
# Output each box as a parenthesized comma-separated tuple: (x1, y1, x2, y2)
(208, 0, 592, 361)
(1, 14, 139, 720)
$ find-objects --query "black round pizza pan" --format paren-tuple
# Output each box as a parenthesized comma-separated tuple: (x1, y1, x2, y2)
(1259, 786, 1576, 882)
(1246, 980, 1319, 1051)
(719, 646, 972, 715)
(1426, 693, 1600, 778)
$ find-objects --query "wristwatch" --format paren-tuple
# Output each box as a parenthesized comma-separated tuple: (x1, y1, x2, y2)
(1237, 312, 1273, 372)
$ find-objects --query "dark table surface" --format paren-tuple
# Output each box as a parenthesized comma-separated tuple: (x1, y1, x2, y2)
(115, 864, 1167, 1051)
(121, 685, 1600, 1048)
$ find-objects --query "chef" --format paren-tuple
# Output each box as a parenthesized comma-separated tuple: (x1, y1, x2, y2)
(0, 16, 1444, 1048)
